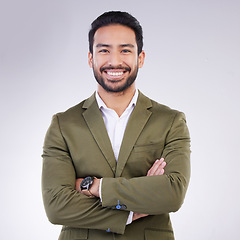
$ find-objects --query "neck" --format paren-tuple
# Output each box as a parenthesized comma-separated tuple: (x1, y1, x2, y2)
(97, 84, 136, 117)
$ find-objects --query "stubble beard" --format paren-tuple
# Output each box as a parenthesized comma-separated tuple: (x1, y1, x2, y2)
(92, 64, 139, 93)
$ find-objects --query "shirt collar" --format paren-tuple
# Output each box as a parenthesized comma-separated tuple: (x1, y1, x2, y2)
(95, 90, 139, 110)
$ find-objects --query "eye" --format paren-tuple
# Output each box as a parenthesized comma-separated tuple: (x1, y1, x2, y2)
(99, 49, 109, 53)
(122, 49, 131, 53)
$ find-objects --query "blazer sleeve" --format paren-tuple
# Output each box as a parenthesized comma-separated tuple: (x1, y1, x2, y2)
(41, 114, 129, 234)
(101, 111, 191, 215)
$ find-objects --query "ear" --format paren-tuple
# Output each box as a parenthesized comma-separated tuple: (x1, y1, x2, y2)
(88, 52, 93, 68)
(138, 50, 145, 68)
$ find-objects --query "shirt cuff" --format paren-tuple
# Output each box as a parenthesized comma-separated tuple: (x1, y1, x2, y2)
(126, 211, 134, 225)
(99, 178, 103, 201)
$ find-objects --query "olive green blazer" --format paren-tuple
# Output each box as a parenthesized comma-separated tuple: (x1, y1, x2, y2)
(42, 91, 191, 240)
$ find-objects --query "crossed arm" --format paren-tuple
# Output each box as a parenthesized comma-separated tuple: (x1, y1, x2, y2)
(42, 112, 190, 234)
(75, 158, 167, 221)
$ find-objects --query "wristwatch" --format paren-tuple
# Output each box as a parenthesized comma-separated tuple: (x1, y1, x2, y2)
(80, 176, 95, 197)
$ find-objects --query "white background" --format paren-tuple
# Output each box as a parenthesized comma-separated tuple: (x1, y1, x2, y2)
(0, 0, 239, 239)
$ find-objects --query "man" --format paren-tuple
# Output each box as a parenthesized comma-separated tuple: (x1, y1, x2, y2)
(42, 11, 191, 240)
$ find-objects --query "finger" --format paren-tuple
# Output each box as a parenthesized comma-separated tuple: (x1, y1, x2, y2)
(147, 159, 166, 176)
(149, 158, 163, 176)
(154, 161, 166, 175)
(147, 160, 160, 176)
(154, 168, 164, 175)
(151, 161, 166, 176)
(147, 158, 164, 176)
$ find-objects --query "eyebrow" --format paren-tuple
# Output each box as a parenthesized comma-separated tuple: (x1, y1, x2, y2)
(96, 44, 111, 48)
(120, 44, 135, 48)
(96, 43, 135, 48)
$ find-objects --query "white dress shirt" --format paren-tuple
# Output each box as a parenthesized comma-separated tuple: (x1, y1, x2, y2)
(95, 90, 138, 160)
(95, 90, 138, 224)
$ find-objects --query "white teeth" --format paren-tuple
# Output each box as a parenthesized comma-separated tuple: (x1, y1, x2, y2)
(107, 71, 124, 76)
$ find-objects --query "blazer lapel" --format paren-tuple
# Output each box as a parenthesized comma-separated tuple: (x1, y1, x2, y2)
(82, 93, 116, 175)
(116, 91, 152, 177)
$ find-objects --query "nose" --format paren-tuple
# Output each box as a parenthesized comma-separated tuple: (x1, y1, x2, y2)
(108, 51, 122, 67)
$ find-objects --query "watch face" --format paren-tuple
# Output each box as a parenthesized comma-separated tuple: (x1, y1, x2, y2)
(80, 176, 94, 190)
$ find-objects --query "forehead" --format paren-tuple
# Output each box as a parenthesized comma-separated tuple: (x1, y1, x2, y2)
(93, 24, 137, 47)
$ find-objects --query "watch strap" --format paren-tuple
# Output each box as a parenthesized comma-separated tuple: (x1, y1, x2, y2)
(80, 176, 97, 197)
(82, 189, 95, 197)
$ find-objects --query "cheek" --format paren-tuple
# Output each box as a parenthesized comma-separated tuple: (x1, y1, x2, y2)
(128, 56, 139, 68)
(93, 56, 106, 69)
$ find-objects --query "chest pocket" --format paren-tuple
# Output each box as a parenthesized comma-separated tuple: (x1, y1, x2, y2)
(124, 141, 164, 177)
(133, 141, 164, 153)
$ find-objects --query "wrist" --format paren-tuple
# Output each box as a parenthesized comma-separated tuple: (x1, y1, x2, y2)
(80, 176, 100, 198)
(90, 178, 100, 197)
(132, 212, 149, 221)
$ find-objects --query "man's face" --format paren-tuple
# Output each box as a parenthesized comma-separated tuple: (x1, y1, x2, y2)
(88, 24, 145, 93)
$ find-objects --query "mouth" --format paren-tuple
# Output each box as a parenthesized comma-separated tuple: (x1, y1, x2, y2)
(101, 67, 130, 81)
(105, 70, 124, 77)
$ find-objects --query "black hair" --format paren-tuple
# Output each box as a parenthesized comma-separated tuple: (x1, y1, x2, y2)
(88, 11, 143, 55)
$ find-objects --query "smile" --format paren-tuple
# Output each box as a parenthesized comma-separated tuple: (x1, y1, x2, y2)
(106, 71, 124, 76)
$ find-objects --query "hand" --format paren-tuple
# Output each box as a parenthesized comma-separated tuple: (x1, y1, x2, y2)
(147, 158, 166, 176)
(132, 212, 148, 221)
(89, 178, 100, 197)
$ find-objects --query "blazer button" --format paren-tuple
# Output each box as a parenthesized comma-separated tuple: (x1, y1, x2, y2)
(116, 204, 121, 209)
(121, 204, 127, 210)
(115, 204, 127, 210)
